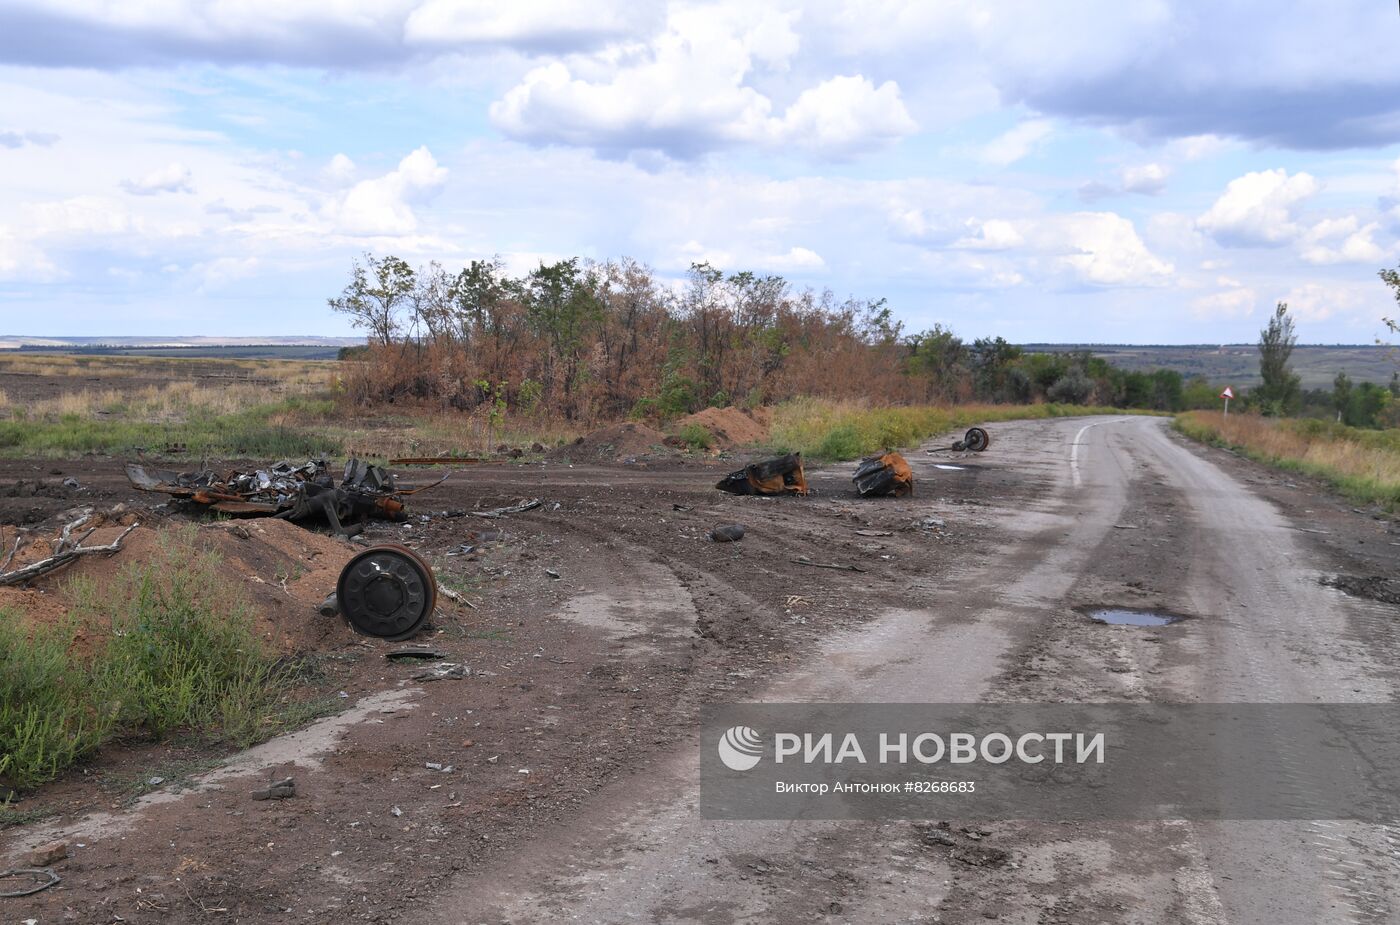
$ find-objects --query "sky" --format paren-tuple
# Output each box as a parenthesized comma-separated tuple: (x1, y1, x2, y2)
(2, 1, 1400, 344)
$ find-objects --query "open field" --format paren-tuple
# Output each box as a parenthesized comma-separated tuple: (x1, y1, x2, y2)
(1174, 409, 1400, 507)
(1028, 343, 1399, 388)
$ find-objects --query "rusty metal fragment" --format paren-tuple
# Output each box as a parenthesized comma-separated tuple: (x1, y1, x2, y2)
(716, 453, 808, 496)
(853, 451, 915, 498)
(124, 458, 443, 535)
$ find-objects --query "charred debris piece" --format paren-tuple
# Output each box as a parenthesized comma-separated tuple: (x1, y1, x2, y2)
(125, 458, 447, 536)
(928, 426, 991, 455)
(716, 453, 808, 496)
(853, 451, 914, 498)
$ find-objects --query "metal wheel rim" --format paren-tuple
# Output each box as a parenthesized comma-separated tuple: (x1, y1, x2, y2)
(336, 544, 437, 640)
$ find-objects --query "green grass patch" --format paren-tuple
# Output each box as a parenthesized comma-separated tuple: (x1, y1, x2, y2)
(1173, 411, 1400, 509)
(0, 528, 313, 791)
(0, 400, 343, 459)
(770, 398, 1152, 461)
(673, 422, 714, 451)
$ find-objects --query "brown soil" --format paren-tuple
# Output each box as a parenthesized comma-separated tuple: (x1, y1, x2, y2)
(0, 515, 355, 652)
(547, 421, 673, 462)
(674, 406, 769, 448)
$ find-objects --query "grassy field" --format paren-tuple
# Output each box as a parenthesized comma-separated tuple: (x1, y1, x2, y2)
(770, 397, 1152, 461)
(1174, 411, 1400, 507)
(0, 353, 581, 459)
(0, 529, 305, 791)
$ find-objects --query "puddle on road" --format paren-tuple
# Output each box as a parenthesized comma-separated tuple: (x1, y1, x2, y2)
(1084, 608, 1181, 627)
(934, 464, 966, 471)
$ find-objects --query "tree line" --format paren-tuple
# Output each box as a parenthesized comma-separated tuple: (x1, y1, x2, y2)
(329, 253, 1194, 423)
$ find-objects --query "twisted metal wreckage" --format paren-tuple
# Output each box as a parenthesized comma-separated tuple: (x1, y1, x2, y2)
(124, 458, 447, 537)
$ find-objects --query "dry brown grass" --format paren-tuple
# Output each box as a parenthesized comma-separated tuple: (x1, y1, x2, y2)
(1175, 411, 1400, 506)
(5, 380, 329, 423)
(0, 352, 334, 387)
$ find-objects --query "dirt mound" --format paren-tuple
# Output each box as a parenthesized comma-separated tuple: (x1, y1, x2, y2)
(549, 422, 672, 462)
(0, 516, 356, 652)
(675, 407, 769, 448)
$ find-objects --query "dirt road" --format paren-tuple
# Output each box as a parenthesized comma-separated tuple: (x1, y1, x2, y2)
(409, 415, 1400, 924)
(7, 414, 1400, 923)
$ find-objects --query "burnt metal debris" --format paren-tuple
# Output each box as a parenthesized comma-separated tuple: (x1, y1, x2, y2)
(853, 451, 915, 498)
(952, 427, 990, 453)
(125, 459, 447, 536)
(716, 453, 809, 496)
(335, 544, 438, 640)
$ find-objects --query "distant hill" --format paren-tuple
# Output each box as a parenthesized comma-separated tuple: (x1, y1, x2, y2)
(1023, 344, 1398, 390)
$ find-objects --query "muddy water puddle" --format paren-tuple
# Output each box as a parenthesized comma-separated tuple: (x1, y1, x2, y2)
(1083, 607, 1182, 627)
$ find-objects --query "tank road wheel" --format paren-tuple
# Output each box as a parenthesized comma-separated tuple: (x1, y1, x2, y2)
(962, 427, 990, 452)
(336, 544, 437, 640)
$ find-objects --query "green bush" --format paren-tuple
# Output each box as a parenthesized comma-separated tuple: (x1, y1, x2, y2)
(673, 422, 714, 450)
(0, 616, 118, 790)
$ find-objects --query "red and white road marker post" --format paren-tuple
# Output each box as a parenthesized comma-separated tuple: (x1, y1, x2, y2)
(1220, 386, 1234, 419)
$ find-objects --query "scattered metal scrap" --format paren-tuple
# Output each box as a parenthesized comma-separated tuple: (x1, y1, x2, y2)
(853, 451, 915, 498)
(0, 867, 60, 898)
(125, 458, 447, 536)
(0, 512, 138, 587)
(927, 427, 991, 455)
(470, 498, 542, 519)
(716, 453, 809, 496)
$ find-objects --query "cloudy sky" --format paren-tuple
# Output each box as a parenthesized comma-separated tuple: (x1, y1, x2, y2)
(2, 1, 1400, 343)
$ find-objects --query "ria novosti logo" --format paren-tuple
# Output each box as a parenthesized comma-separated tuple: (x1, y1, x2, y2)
(717, 725, 764, 771)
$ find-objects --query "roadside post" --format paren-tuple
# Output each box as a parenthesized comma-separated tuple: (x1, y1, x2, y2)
(1221, 386, 1234, 419)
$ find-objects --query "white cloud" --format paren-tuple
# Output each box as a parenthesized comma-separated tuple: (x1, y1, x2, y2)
(1053, 212, 1173, 286)
(121, 162, 194, 195)
(0, 130, 59, 149)
(1196, 169, 1320, 247)
(1191, 277, 1257, 319)
(24, 196, 139, 237)
(979, 120, 1052, 166)
(324, 153, 356, 184)
(326, 147, 448, 235)
(1121, 163, 1168, 195)
(1279, 283, 1360, 322)
(954, 219, 1023, 250)
(1080, 162, 1170, 201)
(193, 255, 260, 292)
(489, 5, 914, 159)
(403, 0, 654, 50)
(0, 226, 56, 280)
(771, 76, 916, 156)
(1299, 216, 1386, 265)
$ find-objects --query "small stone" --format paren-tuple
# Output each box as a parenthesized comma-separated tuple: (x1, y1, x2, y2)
(26, 841, 69, 867)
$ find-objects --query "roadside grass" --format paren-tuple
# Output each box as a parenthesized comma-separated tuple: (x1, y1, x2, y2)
(1174, 411, 1400, 508)
(0, 528, 316, 791)
(770, 398, 1151, 461)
